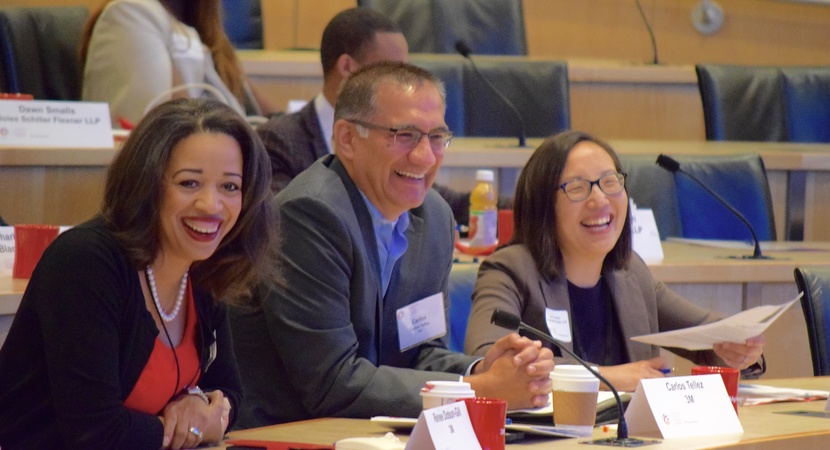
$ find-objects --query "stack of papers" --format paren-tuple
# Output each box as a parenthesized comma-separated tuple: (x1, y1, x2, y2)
(739, 384, 829, 406)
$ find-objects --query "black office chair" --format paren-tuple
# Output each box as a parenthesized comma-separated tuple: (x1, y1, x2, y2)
(673, 154, 776, 241)
(221, 0, 263, 49)
(409, 55, 466, 136)
(410, 55, 569, 139)
(621, 154, 681, 240)
(695, 64, 787, 142)
(621, 154, 775, 241)
(793, 266, 830, 376)
(0, 6, 88, 100)
(462, 59, 570, 138)
(781, 67, 830, 143)
(358, 0, 527, 56)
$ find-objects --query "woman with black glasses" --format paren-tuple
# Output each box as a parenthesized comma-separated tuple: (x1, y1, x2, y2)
(464, 130, 765, 391)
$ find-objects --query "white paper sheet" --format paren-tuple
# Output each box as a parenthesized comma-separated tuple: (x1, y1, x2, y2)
(631, 295, 800, 350)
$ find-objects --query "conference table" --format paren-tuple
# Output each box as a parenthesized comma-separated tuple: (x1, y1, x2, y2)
(213, 377, 830, 449)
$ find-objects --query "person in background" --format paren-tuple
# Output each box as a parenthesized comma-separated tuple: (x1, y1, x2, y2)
(464, 130, 766, 391)
(230, 62, 553, 428)
(258, 7, 507, 226)
(0, 98, 279, 449)
(80, 0, 276, 128)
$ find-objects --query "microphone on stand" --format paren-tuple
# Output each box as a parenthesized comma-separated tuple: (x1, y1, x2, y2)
(655, 154, 771, 260)
(490, 309, 650, 447)
(454, 40, 528, 148)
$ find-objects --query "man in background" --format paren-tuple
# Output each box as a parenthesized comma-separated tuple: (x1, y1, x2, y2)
(258, 7, 500, 226)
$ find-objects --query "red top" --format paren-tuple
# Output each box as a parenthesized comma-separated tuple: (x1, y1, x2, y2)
(124, 281, 201, 415)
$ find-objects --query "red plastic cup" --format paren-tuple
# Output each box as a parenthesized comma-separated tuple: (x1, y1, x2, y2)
(464, 397, 506, 450)
(497, 209, 513, 245)
(13, 224, 59, 279)
(691, 366, 740, 415)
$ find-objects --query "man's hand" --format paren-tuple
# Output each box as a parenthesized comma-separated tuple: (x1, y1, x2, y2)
(465, 333, 554, 409)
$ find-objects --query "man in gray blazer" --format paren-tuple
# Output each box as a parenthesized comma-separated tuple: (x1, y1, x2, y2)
(231, 62, 553, 428)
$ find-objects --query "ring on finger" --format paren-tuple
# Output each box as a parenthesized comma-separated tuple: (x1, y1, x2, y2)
(189, 426, 203, 438)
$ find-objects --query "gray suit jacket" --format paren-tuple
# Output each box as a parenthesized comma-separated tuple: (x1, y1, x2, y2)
(464, 244, 724, 366)
(231, 155, 477, 428)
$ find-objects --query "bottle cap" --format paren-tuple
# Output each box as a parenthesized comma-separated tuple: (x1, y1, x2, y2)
(476, 170, 494, 182)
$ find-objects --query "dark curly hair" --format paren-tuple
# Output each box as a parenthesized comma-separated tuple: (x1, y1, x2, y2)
(100, 98, 280, 304)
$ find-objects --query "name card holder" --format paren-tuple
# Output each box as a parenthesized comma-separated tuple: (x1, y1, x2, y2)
(630, 202, 663, 262)
(407, 401, 482, 450)
(0, 227, 13, 276)
(0, 100, 113, 148)
(625, 374, 743, 439)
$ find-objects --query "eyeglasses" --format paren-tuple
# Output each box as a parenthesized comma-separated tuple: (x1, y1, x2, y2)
(559, 172, 626, 202)
(347, 119, 453, 151)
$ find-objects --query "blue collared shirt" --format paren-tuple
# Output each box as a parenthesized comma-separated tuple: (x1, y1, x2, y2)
(359, 193, 409, 297)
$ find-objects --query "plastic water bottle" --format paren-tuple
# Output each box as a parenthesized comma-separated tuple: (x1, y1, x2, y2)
(468, 169, 498, 250)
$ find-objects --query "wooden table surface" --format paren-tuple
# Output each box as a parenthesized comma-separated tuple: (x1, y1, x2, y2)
(214, 377, 830, 450)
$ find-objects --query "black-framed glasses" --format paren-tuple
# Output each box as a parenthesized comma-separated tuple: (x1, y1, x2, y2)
(559, 172, 626, 202)
(347, 119, 453, 151)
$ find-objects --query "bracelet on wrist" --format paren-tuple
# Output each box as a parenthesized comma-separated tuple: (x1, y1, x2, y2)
(186, 386, 210, 405)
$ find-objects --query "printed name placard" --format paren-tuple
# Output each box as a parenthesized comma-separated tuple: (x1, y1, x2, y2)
(0, 227, 13, 276)
(625, 374, 743, 439)
(0, 100, 113, 148)
(396, 293, 447, 352)
(631, 206, 664, 262)
(407, 401, 481, 450)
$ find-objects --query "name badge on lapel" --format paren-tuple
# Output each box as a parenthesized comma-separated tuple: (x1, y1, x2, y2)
(397, 293, 447, 352)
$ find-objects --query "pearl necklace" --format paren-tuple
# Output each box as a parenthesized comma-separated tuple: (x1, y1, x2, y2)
(146, 266, 188, 322)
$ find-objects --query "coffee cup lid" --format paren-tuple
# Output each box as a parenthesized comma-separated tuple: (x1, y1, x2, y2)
(420, 380, 474, 395)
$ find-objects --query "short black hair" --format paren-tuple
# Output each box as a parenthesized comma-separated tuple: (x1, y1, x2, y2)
(320, 7, 402, 76)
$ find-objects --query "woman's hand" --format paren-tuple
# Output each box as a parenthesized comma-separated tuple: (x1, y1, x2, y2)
(713, 334, 766, 370)
(161, 389, 228, 449)
(598, 357, 667, 391)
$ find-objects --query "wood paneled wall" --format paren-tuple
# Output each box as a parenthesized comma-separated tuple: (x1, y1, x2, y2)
(14, 0, 830, 66)
(523, 0, 830, 65)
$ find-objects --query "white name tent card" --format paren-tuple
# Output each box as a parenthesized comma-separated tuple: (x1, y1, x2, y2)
(406, 401, 482, 450)
(0, 227, 13, 276)
(631, 296, 799, 350)
(0, 100, 113, 148)
(630, 199, 664, 262)
(625, 375, 743, 439)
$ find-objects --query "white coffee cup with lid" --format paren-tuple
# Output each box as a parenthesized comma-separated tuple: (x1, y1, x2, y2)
(550, 365, 600, 436)
(420, 380, 476, 410)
